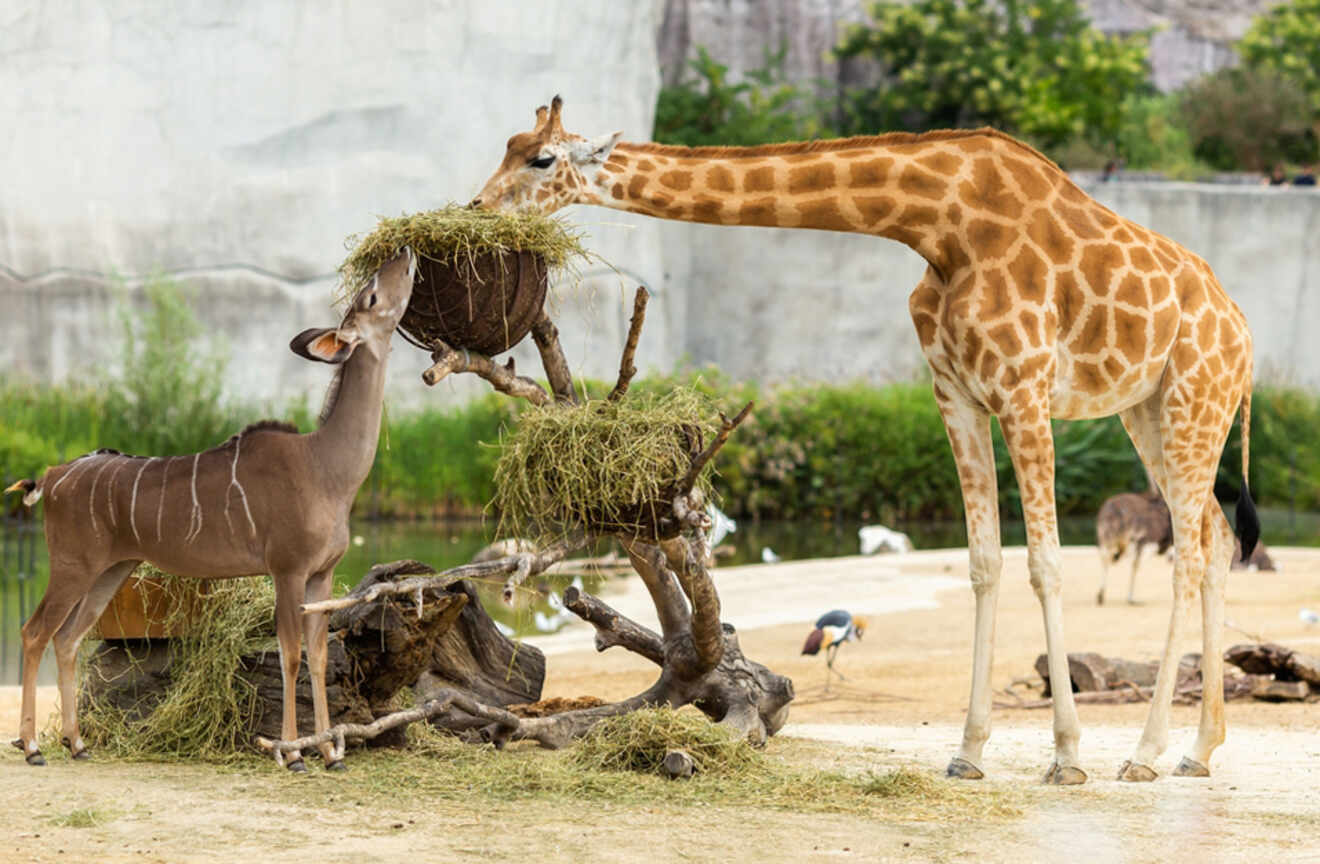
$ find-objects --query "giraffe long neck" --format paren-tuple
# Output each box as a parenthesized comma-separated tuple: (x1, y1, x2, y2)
(591, 139, 960, 274)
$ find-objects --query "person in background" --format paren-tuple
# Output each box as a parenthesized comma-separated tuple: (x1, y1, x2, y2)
(1264, 163, 1289, 186)
(1294, 163, 1317, 186)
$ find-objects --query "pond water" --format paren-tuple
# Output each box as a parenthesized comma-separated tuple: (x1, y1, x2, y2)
(3, 508, 1318, 685)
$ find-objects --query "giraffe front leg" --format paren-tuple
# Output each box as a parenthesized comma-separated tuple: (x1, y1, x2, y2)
(934, 390, 1003, 781)
(1000, 403, 1086, 785)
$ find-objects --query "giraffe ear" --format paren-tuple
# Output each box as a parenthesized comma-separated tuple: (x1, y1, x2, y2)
(571, 131, 622, 165)
(289, 327, 358, 364)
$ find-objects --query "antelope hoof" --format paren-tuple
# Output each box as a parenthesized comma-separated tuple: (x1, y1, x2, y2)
(945, 757, 984, 780)
(326, 760, 347, 772)
(286, 758, 307, 774)
(1173, 757, 1210, 778)
(62, 737, 91, 760)
(1044, 762, 1087, 785)
(1117, 760, 1159, 782)
(25, 751, 46, 766)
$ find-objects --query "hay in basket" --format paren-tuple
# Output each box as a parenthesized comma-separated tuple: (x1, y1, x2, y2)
(338, 206, 590, 355)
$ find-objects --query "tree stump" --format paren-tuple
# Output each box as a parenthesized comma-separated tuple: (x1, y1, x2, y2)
(82, 561, 545, 748)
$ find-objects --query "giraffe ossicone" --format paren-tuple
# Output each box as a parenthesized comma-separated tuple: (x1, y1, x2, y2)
(476, 97, 1260, 784)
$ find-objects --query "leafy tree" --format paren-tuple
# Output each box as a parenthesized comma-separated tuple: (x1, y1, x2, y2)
(1180, 67, 1317, 171)
(833, 0, 1149, 148)
(1239, 0, 1320, 110)
(653, 45, 823, 146)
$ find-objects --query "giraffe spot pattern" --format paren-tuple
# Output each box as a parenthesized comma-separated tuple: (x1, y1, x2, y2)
(1026, 209, 1075, 265)
(738, 197, 779, 226)
(849, 157, 894, 188)
(915, 150, 964, 176)
(627, 174, 648, 199)
(1128, 246, 1157, 272)
(1054, 202, 1106, 240)
(1115, 273, 1147, 308)
(744, 166, 776, 193)
(1114, 307, 1147, 364)
(1079, 243, 1125, 296)
(798, 198, 853, 232)
(960, 158, 1023, 220)
(660, 170, 692, 191)
(854, 196, 897, 228)
(900, 204, 940, 228)
(988, 322, 1023, 357)
(1071, 305, 1110, 355)
(1007, 244, 1047, 304)
(1001, 156, 1052, 200)
(966, 218, 1015, 260)
(788, 162, 836, 195)
(707, 165, 735, 192)
(898, 165, 948, 201)
(1020, 309, 1042, 348)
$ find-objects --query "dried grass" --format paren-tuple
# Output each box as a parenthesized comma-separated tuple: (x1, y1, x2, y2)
(492, 388, 720, 540)
(336, 205, 590, 305)
(73, 566, 276, 762)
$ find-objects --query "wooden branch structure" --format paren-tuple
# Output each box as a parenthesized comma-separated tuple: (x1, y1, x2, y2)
(257, 284, 793, 764)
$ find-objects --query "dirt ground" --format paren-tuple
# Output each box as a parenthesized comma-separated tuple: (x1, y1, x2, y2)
(2, 545, 1318, 864)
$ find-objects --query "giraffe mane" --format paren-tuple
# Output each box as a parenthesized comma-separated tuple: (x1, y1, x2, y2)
(622, 128, 1063, 173)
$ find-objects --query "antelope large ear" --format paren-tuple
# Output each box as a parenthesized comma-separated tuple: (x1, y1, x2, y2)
(289, 328, 357, 364)
(570, 131, 623, 165)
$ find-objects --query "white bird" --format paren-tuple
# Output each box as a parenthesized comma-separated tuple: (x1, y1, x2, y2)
(1300, 608, 1319, 626)
(761, 546, 781, 564)
(858, 524, 914, 556)
(707, 503, 737, 548)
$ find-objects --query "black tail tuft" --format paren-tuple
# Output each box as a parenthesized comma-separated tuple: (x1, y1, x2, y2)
(1235, 474, 1260, 563)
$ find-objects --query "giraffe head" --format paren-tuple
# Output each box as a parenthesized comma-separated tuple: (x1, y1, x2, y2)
(472, 96, 622, 212)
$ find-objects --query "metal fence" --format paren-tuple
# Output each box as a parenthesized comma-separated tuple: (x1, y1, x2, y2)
(1, 504, 41, 684)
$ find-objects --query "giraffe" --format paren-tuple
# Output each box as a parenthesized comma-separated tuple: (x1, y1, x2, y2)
(473, 97, 1258, 784)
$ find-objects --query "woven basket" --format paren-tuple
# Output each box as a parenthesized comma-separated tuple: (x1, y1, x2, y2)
(399, 250, 548, 355)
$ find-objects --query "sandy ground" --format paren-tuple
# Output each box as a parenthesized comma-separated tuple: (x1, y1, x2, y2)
(2, 545, 1318, 864)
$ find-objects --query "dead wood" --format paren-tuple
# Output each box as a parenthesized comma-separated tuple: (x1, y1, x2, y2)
(608, 287, 648, 402)
(530, 312, 578, 404)
(422, 341, 549, 405)
(1225, 642, 1320, 686)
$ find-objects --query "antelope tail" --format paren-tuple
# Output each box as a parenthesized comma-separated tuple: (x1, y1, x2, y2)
(4, 478, 42, 508)
(1234, 379, 1259, 563)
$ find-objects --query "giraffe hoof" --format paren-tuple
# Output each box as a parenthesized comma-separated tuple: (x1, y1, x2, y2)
(25, 751, 46, 766)
(326, 760, 347, 772)
(1117, 760, 1158, 782)
(945, 757, 983, 780)
(1044, 762, 1087, 785)
(286, 758, 307, 774)
(1173, 757, 1209, 778)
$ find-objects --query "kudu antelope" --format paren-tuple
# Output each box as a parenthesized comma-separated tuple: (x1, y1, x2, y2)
(6, 248, 417, 770)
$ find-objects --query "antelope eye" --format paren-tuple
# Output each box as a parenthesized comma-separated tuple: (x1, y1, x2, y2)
(529, 155, 556, 169)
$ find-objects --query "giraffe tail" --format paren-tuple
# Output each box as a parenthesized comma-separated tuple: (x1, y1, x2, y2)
(1234, 382, 1259, 563)
(3, 478, 42, 508)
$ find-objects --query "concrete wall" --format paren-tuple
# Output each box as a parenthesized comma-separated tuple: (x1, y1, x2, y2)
(2, 3, 1317, 411)
(0, 0, 667, 410)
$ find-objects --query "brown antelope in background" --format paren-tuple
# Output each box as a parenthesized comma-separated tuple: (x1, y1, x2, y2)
(6, 248, 416, 771)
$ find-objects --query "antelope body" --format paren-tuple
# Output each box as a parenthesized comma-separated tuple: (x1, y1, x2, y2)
(8, 249, 417, 770)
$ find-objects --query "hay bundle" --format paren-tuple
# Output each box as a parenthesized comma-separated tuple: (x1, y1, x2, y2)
(338, 206, 589, 355)
(570, 708, 760, 776)
(493, 388, 720, 540)
(77, 567, 276, 761)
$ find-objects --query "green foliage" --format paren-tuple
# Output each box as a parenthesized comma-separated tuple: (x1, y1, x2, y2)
(654, 45, 822, 146)
(834, 0, 1149, 148)
(1180, 67, 1318, 172)
(1218, 388, 1320, 512)
(1112, 92, 1207, 177)
(1239, 0, 1320, 111)
(100, 277, 247, 457)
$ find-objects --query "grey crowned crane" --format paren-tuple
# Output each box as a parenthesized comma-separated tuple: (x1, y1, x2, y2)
(801, 609, 868, 691)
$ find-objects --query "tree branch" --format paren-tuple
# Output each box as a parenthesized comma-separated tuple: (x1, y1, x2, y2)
(422, 340, 549, 406)
(608, 286, 649, 403)
(531, 313, 578, 405)
(563, 585, 665, 666)
(659, 537, 724, 674)
(679, 401, 754, 493)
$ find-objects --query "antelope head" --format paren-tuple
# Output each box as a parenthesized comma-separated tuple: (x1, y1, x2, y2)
(471, 95, 622, 213)
(290, 248, 417, 364)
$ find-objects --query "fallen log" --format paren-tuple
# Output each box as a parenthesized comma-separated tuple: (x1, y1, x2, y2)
(1225, 642, 1320, 686)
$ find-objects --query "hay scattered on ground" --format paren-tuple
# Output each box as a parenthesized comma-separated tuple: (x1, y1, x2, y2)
(570, 708, 760, 776)
(493, 388, 720, 539)
(336, 205, 590, 304)
(74, 567, 275, 762)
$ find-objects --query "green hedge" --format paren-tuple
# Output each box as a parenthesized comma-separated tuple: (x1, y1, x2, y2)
(4, 371, 1316, 523)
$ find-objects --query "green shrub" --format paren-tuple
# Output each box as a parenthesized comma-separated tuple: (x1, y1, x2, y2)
(654, 45, 823, 146)
(1239, 0, 1320, 112)
(1180, 67, 1317, 172)
(833, 0, 1149, 149)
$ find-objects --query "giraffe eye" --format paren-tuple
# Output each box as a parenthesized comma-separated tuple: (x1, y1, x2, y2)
(529, 155, 556, 169)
